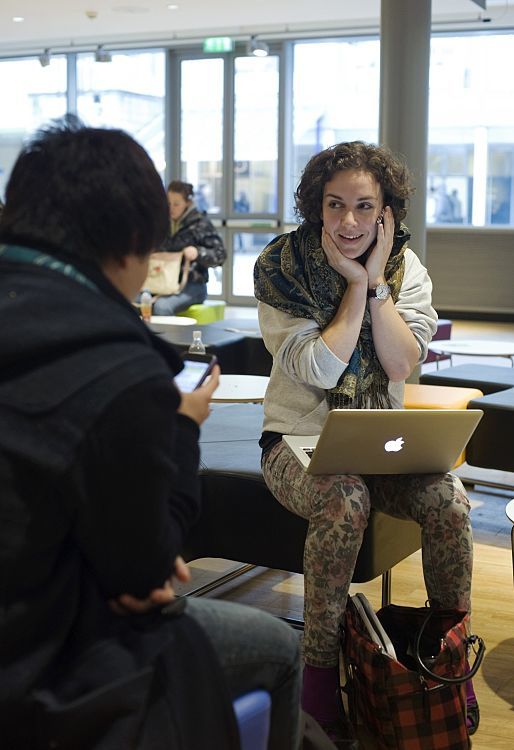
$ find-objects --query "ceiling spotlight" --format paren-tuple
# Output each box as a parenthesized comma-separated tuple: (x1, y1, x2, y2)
(247, 36, 269, 58)
(95, 45, 112, 63)
(38, 49, 51, 67)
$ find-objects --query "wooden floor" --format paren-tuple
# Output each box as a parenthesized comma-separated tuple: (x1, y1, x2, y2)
(181, 515, 514, 748)
(179, 314, 514, 748)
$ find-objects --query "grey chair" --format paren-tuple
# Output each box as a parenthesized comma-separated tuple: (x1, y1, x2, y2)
(183, 403, 422, 620)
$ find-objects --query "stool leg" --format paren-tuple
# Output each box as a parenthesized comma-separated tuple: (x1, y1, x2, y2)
(381, 570, 392, 607)
(510, 526, 514, 578)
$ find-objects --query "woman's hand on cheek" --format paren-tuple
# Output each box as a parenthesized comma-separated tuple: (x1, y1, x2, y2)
(365, 206, 394, 283)
(321, 227, 367, 283)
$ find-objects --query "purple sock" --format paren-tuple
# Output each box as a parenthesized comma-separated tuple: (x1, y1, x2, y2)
(301, 663, 340, 725)
(464, 660, 479, 732)
(465, 660, 477, 704)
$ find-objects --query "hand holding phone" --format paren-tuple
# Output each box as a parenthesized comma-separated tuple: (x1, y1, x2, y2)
(177, 363, 220, 426)
(173, 352, 218, 393)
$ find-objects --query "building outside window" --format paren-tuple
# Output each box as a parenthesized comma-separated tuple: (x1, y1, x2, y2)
(233, 54, 279, 216)
(0, 55, 67, 199)
(76, 50, 166, 179)
(289, 38, 380, 223)
(428, 33, 514, 226)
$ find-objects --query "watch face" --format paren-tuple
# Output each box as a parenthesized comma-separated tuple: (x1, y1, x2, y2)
(376, 283, 390, 300)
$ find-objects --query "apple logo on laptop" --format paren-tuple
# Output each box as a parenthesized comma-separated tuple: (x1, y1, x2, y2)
(384, 436, 404, 453)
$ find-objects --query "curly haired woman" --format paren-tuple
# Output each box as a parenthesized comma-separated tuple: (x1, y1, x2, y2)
(254, 141, 477, 747)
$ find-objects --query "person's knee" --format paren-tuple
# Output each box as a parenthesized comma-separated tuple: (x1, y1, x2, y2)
(313, 474, 370, 525)
(152, 295, 178, 315)
(423, 474, 471, 528)
(187, 598, 299, 668)
(236, 605, 300, 667)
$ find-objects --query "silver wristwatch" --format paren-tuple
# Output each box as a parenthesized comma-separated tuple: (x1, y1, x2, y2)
(367, 283, 391, 300)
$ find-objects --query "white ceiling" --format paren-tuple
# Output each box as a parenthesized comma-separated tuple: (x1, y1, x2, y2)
(0, 0, 512, 54)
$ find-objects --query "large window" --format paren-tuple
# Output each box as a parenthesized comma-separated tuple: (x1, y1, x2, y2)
(0, 56, 67, 199)
(428, 33, 514, 226)
(180, 57, 224, 214)
(231, 229, 276, 297)
(289, 39, 380, 222)
(77, 50, 166, 178)
(233, 54, 279, 216)
(1, 27, 513, 310)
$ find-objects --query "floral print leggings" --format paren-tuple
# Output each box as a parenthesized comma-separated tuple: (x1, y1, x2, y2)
(261, 441, 473, 668)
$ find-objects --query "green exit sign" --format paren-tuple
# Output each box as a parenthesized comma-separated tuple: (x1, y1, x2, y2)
(203, 37, 233, 53)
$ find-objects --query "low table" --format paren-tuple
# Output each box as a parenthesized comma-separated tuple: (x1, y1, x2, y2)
(150, 324, 247, 374)
(208, 318, 272, 376)
(427, 339, 514, 366)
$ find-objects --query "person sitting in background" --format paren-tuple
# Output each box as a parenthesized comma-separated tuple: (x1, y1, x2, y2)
(254, 140, 478, 746)
(0, 116, 302, 750)
(151, 179, 226, 315)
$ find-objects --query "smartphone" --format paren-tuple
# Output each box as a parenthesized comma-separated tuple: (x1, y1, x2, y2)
(173, 352, 217, 393)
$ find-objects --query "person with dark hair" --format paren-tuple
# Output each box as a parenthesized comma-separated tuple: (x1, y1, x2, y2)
(0, 116, 302, 750)
(149, 179, 226, 315)
(254, 141, 477, 746)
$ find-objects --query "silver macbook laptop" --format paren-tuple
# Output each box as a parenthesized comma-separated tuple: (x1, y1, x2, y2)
(349, 593, 397, 658)
(282, 408, 483, 475)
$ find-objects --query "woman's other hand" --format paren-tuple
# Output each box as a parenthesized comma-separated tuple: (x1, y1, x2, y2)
(177, 364, 220, 425)
(365, 205, 395, 286)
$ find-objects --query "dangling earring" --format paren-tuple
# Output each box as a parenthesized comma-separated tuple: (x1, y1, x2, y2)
(376, 216, 382, 224)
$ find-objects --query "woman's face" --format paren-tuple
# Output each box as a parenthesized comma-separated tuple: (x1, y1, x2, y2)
(321, 169, 384, 260)
(167, 190, 190, 221)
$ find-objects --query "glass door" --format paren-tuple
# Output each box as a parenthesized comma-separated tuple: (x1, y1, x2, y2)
(173, 46, 281, 304)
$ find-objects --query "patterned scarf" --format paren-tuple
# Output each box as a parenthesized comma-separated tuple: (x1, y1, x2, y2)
(254, 223, 409, 409)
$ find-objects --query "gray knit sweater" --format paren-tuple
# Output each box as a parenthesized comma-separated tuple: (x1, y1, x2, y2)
(258, 247, 437, 436)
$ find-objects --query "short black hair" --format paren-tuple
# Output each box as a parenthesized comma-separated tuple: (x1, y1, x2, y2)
(0, 114, 169, 263)
(294, 141, 414, 232)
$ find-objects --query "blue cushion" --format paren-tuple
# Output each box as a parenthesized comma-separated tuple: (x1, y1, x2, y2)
(233, 690, 271, 750)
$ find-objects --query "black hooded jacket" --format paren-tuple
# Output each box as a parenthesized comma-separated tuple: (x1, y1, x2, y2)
(160, 205, 226, 283)
(0, 242, 239, 749)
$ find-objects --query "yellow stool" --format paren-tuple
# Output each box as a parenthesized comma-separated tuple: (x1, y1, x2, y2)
(404, 383, 484, 467)
(177, 300, 226, 324)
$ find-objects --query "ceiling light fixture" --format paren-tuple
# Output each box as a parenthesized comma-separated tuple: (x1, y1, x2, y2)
(38, 49, 51, 67)
(246, 36, 269, 58)
(95, 44, 112, 63)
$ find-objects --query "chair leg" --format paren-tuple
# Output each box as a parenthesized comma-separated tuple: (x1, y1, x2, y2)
(511, 526, 514, 584)
(381, 569, 392, 607)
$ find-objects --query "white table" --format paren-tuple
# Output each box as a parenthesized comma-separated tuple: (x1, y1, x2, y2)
(427, 339, 514, 366)
(210, 374, 269, 403)
(149, 315, 197, 326)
